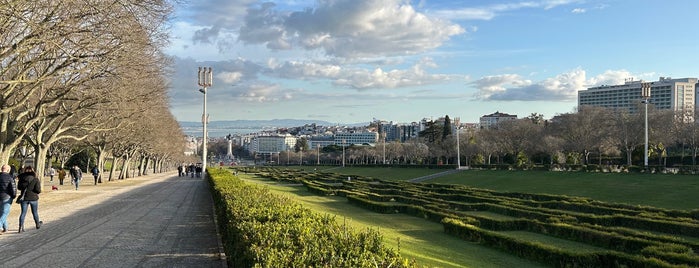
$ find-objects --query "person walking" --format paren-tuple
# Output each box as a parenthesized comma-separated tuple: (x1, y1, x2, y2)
(58, 168, 67, 185)
(48, 167, 56, 182)
(17, 166, 42, 233)
(69, 166, 82, 190)
(91, 166, 100, 185)
(0, 164, 17, 234)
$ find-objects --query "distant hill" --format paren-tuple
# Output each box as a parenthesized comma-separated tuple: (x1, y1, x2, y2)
(179, 119, 365, 129)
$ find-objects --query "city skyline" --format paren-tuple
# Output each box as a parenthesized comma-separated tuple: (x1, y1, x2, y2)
(166, 0, 699, 124)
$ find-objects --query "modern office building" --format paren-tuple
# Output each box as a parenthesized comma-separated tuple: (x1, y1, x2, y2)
(251, 134, 297, 154)
(479, 111, 518, 129)
(578, 77, 698, 121)
(334, 132, 379, 146)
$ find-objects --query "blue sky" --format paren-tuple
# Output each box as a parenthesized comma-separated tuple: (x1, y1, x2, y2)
(166, 0, 699, 124)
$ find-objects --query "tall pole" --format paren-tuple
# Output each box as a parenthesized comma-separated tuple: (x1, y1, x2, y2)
(299, 148, 303, 165)
(342, 139, 346, 167)
(317, 145, 320, 165)
(382, 134, 386, 165)
(641, 82, 651, 168)
(456, 125, 461, 169)
(198, 67, 213, 175)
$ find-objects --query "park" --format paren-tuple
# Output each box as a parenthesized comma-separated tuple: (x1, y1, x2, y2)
(207, 166, 699, 267)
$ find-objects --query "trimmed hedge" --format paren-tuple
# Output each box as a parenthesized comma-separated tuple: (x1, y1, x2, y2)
(208, 169, 415, 267)
(442, 218, 678, 268)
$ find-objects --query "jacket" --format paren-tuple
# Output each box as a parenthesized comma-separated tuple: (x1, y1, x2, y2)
(17, 172, 41, 201)
(0, 172, 16, 201)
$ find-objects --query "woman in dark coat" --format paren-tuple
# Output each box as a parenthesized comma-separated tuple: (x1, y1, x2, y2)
(17, 166, 42, 233)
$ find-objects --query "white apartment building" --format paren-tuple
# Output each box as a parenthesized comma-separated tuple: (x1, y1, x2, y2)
(334, 132, 378, 146)
(578, 77, 698, 121)
(479, 111, 517, 129)
(251, 134, 297, 154)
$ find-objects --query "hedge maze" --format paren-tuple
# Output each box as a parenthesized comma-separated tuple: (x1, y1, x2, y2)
(240, 167, 699, 267)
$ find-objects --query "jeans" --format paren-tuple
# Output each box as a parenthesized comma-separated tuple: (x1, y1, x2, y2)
(19, 200, 40, 228)
(0, 198, 11, 231)
(74, 179, 80, 190)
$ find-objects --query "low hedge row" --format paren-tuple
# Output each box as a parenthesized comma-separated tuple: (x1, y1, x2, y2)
(442, 218, 678, 268)
(207, 169, 415, 267)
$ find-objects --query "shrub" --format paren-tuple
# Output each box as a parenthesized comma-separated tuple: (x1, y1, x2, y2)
(207, 169, 414, 267)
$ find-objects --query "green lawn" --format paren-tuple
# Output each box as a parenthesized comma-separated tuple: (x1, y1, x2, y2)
(242, 176, 545, 268)
(429, 170, 699, 211)
(286, 166, 447, 181)
(303, 167, 699, 211)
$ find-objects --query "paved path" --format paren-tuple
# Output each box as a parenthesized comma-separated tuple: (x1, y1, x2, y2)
(0, 172, 226, 268)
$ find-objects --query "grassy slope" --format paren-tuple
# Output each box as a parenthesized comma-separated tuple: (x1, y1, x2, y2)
(243, 176, 545, 268)
(301, 167, 698, 211)
(430, 170, 699, 211)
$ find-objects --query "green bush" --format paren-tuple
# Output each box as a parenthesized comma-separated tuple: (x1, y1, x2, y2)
(208, 169, 414, 267)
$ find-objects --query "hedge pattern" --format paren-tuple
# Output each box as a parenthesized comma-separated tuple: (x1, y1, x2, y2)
(237, 167, 699, 267)
(207, 169, 416, 267)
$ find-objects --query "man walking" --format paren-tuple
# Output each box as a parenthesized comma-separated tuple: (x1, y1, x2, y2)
(91, 166, 100, 185)
(69, 166, 82, 190)
(0, 164, 17, 234)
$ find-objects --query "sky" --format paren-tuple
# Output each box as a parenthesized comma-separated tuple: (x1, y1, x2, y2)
(166, 0, 699, 124)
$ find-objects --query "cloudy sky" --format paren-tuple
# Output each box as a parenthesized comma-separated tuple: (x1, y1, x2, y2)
(166, 0, 699, 124)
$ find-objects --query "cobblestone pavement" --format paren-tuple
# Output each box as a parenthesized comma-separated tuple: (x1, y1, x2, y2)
(0, 172, 226, 268)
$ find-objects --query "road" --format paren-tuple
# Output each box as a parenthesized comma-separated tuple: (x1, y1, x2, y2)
(0, 172, 226, 268)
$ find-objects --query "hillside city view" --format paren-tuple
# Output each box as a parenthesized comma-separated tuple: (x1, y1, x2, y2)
(2, 1, 699, 268)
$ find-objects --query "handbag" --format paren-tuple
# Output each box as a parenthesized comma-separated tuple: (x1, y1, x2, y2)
(15, 190, 26, 204)
(15, 178, 33, 204)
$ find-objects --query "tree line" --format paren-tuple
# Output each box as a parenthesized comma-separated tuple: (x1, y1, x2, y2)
(0, 0, 189, 181)
(242, 106, 699, 169)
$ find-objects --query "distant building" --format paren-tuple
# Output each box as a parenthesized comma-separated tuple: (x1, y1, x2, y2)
(479, 111, 517, 129)
(578, 77, 698, 121)
(308, 135, 335, 149)
(335, 132, 378, 146)
(251, 134, 297, 154)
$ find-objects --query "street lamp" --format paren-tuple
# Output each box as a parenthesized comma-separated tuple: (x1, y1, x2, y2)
(342, 139, 346, 167)
(456, 124, 461, 169)
(299, 147, 303, 166)
(641, 82, 651, 168)
(198, 67, 213, 175)
(382, 133, 386, 165)
(317, 144, 320, 165)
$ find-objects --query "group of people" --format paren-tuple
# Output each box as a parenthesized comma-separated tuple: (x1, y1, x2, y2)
(0, 164, 43, 234)
(0, 164, 99, 234)
(177, 163, 202, 178)
(46, 166, 100, 190)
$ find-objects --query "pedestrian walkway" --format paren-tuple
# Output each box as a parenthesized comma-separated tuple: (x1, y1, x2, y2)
(0, 172, 226, 268)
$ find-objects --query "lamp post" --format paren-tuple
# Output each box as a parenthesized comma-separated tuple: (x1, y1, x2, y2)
(342, 139, 346, 167)
(382, 133, 386, 165)
(299, 148, 303, 166)
(317, 144, 320, 165)
(198, 67, 213, 175)
(641, 82, 651, 168)
(456, 124, 461, 169)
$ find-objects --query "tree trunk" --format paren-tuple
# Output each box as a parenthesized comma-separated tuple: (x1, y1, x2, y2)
(626, 149, 633, 166)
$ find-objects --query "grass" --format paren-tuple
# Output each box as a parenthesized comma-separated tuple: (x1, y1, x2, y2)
(287, 166, 447, 181)
(429, 170, 699, 211)
(500, 231, 606, 253)
(301, 167, 699, 211)
(241, 175, 545, 268)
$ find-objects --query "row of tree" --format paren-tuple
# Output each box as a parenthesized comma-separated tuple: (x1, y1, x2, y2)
(225, 105, 699, 168)
(1, 0, 190, 182)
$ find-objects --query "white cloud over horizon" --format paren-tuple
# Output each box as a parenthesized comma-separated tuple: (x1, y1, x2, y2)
(166, 0, 699, 123)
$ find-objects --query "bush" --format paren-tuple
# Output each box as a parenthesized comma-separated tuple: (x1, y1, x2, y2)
(207, 169, 415, 267)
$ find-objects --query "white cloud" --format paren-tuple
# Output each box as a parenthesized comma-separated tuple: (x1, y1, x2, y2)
(473, 68, 648, 101)
(218, 71, 243, 84)
(432, 0, 583, 20)
(270, 57, 466, 90)
(237, 0, 465, 58)
(571, 8, 586, 13)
